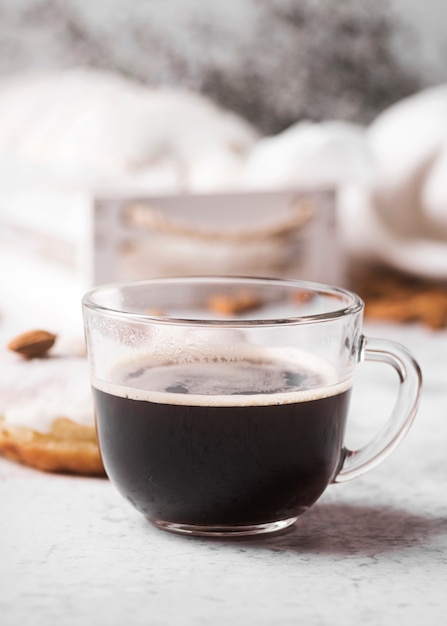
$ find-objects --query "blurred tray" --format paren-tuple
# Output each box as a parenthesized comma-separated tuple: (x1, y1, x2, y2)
(1, 187, 345, 288)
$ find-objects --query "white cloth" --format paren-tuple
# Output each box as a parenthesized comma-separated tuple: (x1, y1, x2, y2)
(340, 84, 447, 278)
(0, 68, 258, 193)
(240, 120, 375, 190)
(2, 68, 447, 280)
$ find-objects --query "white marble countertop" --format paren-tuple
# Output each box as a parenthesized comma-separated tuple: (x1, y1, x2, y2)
(1, 328, 446, 626)
(1, 247, 447, 625)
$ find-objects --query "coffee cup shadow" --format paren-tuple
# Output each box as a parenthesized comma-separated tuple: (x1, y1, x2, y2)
(213, 503, 447, 556)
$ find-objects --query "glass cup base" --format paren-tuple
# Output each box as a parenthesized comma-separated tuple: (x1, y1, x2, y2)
(150, 517, 298, 538)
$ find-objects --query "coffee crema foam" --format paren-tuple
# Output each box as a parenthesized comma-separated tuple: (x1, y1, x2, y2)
(93, 345, 353, 407)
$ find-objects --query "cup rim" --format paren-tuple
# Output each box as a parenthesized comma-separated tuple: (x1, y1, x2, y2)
(82, 276, 364, 327)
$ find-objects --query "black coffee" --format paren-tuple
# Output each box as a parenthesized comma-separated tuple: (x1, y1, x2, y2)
(93, 354, 351, 526)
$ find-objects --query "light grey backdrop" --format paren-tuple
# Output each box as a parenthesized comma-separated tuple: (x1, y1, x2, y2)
(0, 0, 445, 132)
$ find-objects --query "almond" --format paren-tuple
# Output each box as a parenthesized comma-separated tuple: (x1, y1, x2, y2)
(207, 291, 262, 315)
(8, 330, 57, 359)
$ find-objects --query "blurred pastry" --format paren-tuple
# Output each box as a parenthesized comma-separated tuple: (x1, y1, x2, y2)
(0, 334, 104, 476)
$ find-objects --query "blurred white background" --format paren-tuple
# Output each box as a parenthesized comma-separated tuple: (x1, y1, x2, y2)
(0, 0, 446, 288)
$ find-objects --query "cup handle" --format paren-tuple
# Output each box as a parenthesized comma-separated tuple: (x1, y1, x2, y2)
(333, 334, 422, 483)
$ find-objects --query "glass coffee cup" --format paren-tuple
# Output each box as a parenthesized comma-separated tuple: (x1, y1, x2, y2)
(82, 277, 422, 538)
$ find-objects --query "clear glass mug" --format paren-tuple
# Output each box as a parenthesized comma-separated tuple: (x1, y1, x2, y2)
(82, 277, 422, 538)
